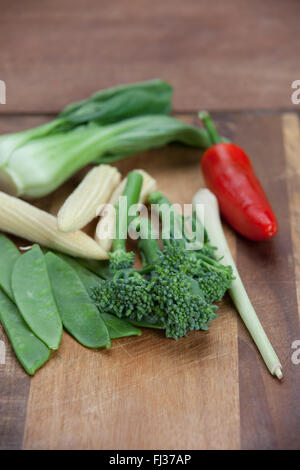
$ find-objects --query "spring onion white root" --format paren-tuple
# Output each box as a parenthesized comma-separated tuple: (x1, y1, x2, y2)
(0, 191, 108, 260)
(95, 169, 157, 251)
(193, 188, 283, 379)
(57, 165, 121, 232)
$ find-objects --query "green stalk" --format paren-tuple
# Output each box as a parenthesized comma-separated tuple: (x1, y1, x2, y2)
(112, 171, 143, 253)
(148, 190, 209, 248)
(148, 190, 185, 241)
(137, 218, 161, 266)
(133, 219, 165, 331)
(198, 111, 222, 144)
(193, 188, 283, 379)
(109, 171, 143, 271)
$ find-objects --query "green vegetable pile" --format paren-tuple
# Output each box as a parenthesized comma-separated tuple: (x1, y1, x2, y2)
(0, 79, 283, 379)
(0, 171, 233, 375)
(0, 235, 141, 375)
(0, 79, 233, 376)
(92, 171, 233, 340)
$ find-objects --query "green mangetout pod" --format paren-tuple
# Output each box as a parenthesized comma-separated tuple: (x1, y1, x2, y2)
(0, 234, 20, 301)
(56, 253, 110, 294)
(57, 254, 142, 339)
(45, 252, 111, 348)
(12, 245, 63, 350)
(0, 289, 50, 375)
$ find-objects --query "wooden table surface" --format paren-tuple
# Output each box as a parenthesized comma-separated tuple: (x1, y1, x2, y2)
(0, 0, 300, 450)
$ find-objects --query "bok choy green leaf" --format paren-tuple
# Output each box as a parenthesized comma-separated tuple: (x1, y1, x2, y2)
(58, 78, 173, 124)
(0, 79, 172, 165)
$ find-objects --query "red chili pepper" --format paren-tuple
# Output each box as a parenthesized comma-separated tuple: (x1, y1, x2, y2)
(199, 112, 278, 241)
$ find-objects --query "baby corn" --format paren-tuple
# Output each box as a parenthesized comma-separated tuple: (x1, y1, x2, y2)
(57, 165, 121, 232)
(0, 192, 108, 260)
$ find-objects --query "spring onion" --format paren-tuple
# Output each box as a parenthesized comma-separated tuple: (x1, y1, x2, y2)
(193, 188, 283, 379)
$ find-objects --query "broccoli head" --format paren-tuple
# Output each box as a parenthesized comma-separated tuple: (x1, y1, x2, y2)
(92, 270, 153, 322)
(161, 239, 233, 304)
(149, 267, 217, 339)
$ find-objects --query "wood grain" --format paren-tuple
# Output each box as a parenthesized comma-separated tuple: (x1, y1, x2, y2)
(282, 113, 300, 318)
(233, 114, 300, 450)
(23, 310, 239, 450)
(0, 324, 30, 449)
(0, 112, 299, 449)
(0, 0, 300, 113)
(1, 0, 300, 449)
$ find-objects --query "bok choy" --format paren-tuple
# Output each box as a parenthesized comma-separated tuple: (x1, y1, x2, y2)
(0, 79, 212, 199)
(0, 79, 173, 163)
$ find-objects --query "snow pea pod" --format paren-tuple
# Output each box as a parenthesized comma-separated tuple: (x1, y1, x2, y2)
(45, 252, 111, 348)
(0, 288, 50, 375)
(0, 235, 20, 300)
(12, 245, 62, 350)
(57, 253, 105, 294)
(57, 253, 141, 339)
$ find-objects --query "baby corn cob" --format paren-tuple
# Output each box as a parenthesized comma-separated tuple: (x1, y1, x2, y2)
(0, 192, 108, 259)
(57, 165, 121, 232)
(95, 169, 157, 251)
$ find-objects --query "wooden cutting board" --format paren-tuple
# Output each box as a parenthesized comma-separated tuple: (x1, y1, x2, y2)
(0, 112, 300, 450)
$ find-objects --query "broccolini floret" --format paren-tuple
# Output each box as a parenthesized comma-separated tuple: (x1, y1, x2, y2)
(92, 186, 232, 341)
(147, 191, 234, 303)
(150, 268, 217, 339)
(92, 270, 153, 322)
(137, 219, 217, 339)
(161, 239, 233, 303)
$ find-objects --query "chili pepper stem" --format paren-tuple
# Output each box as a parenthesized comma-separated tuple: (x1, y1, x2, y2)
(198, 111, 222, 145)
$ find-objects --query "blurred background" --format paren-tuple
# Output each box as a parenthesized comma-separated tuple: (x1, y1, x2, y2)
(0, 0, 299, 114)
